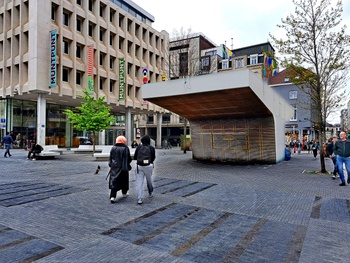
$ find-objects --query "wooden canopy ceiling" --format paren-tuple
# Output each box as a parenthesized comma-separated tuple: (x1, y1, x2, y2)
(146, 87, 272, 121)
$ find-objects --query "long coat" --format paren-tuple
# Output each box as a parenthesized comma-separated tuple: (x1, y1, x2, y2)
(108, 143, 132, 191)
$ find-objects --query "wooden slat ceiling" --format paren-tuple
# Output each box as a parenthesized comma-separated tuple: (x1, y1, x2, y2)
(146, 87, 272, 121)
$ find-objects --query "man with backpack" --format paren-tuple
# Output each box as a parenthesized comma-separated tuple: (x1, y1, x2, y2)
(133, 135, 156, 204)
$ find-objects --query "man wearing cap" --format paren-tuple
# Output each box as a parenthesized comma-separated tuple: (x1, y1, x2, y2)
(334, 131, 350, 186)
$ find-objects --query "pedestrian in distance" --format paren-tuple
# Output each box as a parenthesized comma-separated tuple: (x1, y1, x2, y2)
(134, 135, 156, 204)
(311, 140, 320, 159)
(2, 132, 15, 158)
(333, 131, 350, 186)
(108, 135, 132, 203)
(131, 140, 139, 148)
(296, 140, 302, 154)
(325, 136, 338, 180)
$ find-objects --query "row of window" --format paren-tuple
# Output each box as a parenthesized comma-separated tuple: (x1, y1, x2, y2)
(52, 3, 161, 48)
(71, 0, 148, 23)
(220, 55, 258, 70)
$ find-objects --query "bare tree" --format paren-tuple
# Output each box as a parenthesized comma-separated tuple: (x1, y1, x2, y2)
(270, 0, 350, 172)
(169, 27, 217, 79)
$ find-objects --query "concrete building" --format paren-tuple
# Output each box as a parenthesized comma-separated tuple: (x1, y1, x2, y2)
(269, 69, 317, 145)
(143, 69, 293, 164)
(0, 0, 169, 147)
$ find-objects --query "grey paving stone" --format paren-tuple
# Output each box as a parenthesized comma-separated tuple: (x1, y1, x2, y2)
(0, 149, 350, 262)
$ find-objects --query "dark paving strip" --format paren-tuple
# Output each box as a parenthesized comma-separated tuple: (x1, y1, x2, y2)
(0, 184, 74, 202)
(346, 200, 350, 217)
(0, 227, 12, 234)
(153, 178, 170, 183)
(0, 182, 48, 190)
(161, 181, 198, 194)
(157, 180, 200, 194)
(220, 218, 268, 263)
(0, 239, 64, 263)
(133, 207, 203, 245)
(170, 212, 233, 257)
(101, 203, 177, 235)
(310, 196, 322, 219)
(0, 187, 81, 207)
(19, 246, 64, 263)
(283, 225, 307, 263)
(182, 183, 216, 197)
(155, 179, 184, 188)
(0, 236, 36, 251)
(0, 183, 57, 196)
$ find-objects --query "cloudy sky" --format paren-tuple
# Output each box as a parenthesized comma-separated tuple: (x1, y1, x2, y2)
(132, 0, 350, 123)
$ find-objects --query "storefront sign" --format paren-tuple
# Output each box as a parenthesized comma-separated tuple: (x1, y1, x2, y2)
(50, 30, 57, 87)
(87, 45, 94, 94)
(119, 58, 125, 100)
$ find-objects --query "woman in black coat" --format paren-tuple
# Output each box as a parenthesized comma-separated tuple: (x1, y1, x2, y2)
(108, 136, 132, 203)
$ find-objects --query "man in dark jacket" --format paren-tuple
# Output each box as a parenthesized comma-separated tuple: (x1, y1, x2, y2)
(2, 132, 15, 158)
(334, 131, 350, 186)
(133, 135, 156, 204)
(27, 141, 43, 160)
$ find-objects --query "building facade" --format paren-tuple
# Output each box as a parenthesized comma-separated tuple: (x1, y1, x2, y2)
(0, 0, 169, 147)
(269, 69, 317, 145)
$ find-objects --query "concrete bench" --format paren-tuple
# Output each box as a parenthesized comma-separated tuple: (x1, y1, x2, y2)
(94, 146, 135, 161)
(36, 146, 60, 159)
(93, 146, 113, 161)
(72, 145, 103, 154)
(43, 145, 64, 155)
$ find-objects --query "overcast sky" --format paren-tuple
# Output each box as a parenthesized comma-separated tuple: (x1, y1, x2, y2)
(132, 0, 350, 123)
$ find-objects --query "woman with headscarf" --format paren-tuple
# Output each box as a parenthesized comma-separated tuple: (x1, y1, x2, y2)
(108, 135, 132, 203)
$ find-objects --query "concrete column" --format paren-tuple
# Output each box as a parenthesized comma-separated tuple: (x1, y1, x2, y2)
(125, 108, 132, 146)
(37, 93, 46, 146)
(156, 113, 162, 148)
(99, 130, 105, 145)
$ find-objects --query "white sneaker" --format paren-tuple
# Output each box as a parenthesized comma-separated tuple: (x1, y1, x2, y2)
(122, 193, 128, 198)
(148, 192, 153, 198)
(110, 197, 116, 203)
(137, 199, 143, 204)
(32, 158, 36, 161)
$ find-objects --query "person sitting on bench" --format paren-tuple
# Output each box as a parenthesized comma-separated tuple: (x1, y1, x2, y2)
(27, 140, 43, 160)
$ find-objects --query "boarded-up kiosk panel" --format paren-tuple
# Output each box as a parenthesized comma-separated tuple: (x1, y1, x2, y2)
(191, 117, 276, 164)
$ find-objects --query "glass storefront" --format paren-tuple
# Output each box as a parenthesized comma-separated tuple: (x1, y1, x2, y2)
(1, 98, 126, 148)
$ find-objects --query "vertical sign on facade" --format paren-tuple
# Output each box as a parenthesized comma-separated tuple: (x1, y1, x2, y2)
(87, 45, 94, 94)
(142, 68, 149, 84)
(119, 58, 125, 101)
(49, 30, 57, 87)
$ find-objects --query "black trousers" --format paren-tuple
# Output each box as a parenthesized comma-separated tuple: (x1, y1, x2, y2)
(110, 188, 128, 198)
(27, 151, 36, 159)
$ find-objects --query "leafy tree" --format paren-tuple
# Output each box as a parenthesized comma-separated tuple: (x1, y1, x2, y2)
(270, 0, 350, 172)
(64, 89, 114, 154)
